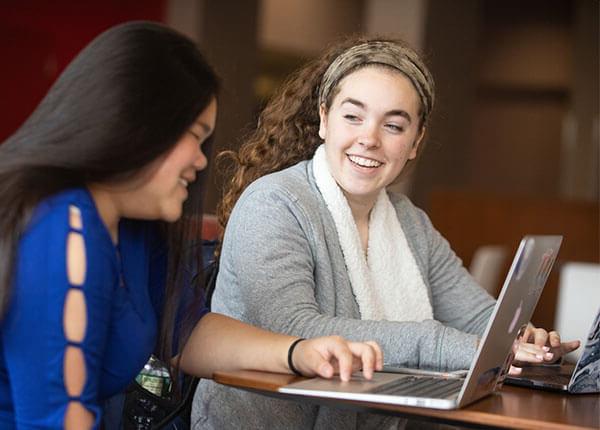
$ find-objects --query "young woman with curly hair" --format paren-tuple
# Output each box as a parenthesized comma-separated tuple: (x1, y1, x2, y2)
(193, 36, 579, 429)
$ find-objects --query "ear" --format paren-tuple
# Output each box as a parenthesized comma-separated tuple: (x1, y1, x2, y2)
(408, 127, 426, 160)
(318, 104, 328, 140)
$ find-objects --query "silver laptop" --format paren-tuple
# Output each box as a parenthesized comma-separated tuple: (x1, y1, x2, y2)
(279, 235, 563, 409)
(504, 307, 600, 393)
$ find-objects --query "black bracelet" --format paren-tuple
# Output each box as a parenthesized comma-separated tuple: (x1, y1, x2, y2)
(287, 338, 306, 376)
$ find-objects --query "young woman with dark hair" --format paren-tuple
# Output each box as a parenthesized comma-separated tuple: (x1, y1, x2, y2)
(0, 22, 382, 429)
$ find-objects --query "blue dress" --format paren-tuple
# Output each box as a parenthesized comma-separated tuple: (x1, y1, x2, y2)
(0, 188, 208, 428)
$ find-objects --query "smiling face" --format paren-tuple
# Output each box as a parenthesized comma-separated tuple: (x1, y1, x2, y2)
(319, 66, 424, 212)
(119, 97, 218, 222)
(144, 97, 217, 221)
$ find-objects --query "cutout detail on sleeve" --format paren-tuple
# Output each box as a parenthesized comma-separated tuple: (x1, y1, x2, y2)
(63, 205, 94, 427)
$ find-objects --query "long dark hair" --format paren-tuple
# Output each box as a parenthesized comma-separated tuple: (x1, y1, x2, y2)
(0, 21, 219, 377)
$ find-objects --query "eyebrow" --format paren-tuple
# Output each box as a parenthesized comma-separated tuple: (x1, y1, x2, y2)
(340, 97, 412, 123)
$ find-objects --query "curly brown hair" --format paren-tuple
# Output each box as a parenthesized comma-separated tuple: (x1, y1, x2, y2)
(216, 35, 434, 251)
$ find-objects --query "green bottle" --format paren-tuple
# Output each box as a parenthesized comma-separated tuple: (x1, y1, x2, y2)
(135, 355, 172, 397)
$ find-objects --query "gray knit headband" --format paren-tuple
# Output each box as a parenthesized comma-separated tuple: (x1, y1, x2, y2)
(318, 41, 435, 122)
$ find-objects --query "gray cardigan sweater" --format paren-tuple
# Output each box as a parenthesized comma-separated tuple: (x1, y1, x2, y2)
(192, 160, 495, 429)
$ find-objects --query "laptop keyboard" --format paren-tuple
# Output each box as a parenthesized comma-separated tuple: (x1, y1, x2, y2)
(509, 370, 571, 387)
(538, 373, 571, 385)
(372, 376, 463, 398)
(507, 365, 572, 387)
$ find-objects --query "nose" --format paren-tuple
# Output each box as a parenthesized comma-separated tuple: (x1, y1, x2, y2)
(193, 149, 208, 171)
(359, 121, 380, 149)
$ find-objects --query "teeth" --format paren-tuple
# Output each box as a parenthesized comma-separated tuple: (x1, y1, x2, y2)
(348, 154, 382, 168)
(178, 178, 189, 187)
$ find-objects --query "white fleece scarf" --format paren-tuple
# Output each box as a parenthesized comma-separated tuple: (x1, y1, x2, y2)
(312, 144, 433, 322)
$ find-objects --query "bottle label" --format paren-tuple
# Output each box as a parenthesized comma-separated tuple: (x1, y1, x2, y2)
(136, 373, 167, 397)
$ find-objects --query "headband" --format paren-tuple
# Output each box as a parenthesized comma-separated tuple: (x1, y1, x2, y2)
(318, 41, 434, 121)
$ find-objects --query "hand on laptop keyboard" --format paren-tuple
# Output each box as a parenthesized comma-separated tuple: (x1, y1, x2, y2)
(509, 324, 580, 375)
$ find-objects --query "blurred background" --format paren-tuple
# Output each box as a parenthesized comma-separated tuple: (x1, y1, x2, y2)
(1, 0, 598, 331)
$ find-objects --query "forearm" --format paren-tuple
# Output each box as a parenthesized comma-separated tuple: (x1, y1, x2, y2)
(178, 312, 297, 378)
(432, 271, 495, 337)
(270, 309, 478, 371)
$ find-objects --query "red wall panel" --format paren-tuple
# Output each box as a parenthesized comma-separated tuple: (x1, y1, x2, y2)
(0, 0, 167, 141)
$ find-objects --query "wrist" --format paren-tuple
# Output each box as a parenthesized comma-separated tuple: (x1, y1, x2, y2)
(287, 338, 306, 376)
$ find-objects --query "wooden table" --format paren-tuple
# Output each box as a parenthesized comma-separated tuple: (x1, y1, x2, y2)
(214, 370, 600, 430)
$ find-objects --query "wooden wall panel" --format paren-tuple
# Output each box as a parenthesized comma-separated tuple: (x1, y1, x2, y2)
(428, 189, 599, 329)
